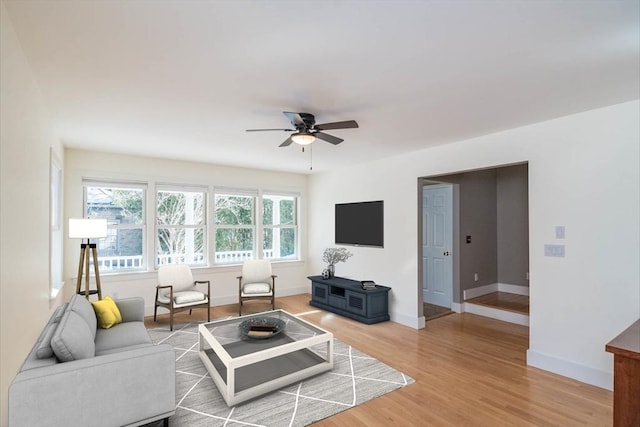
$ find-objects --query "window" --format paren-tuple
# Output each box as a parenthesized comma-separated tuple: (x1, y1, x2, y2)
(84, 183, 146, 271)
(50, 150, 63, 298)
(214, 191, 255, 263)
(156, 187, 206, 266)
(263, 194, 298, 260)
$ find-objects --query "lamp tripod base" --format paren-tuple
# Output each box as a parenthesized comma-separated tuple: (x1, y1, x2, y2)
(75, 242, 102, 299)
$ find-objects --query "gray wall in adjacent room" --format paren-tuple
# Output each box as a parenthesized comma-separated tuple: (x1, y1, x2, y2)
(497, 164, 530, 287)
(436, 169, 498, 296)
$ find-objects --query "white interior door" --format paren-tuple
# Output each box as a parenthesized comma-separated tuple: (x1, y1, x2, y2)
(423, 185, 453, 308)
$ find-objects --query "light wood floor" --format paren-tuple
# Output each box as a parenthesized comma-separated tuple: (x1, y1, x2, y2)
(466, 291, 530, 315)
(423, 302, 454, 320)
(146, 295, 612, 426)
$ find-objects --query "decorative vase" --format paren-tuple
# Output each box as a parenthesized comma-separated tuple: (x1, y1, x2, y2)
(327, 264, 335, 278)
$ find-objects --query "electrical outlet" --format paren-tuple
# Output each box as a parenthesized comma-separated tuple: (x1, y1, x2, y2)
(474, 273, 479, 281)
(555, 226, 565, 239)
(544, 244, 565, 257)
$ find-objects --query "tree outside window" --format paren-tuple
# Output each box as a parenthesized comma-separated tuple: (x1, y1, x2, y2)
(263, 195, 297, 259)
(156, 189, 206, 266)
(85, 185, 145, 271)
(214, 194, 255, 263)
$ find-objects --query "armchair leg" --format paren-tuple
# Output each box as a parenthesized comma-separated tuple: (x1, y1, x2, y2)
(207, 304, 210, 322)
(154, 305, 158, 321)
(170, 309, 174, 331)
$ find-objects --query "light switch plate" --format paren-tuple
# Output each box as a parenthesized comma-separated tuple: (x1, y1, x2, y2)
(555, 226, 565, 239)
(545, 244, 565, 257)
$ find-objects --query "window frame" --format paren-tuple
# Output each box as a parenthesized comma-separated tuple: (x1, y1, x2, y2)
(212, 188, 258, 264)
(83, 180, 147, 272)
(262, 192, 299, 261)
(155, 185, 208, 267)
(50, 149, 63, 300)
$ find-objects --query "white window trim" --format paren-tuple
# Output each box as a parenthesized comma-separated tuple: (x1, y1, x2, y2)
(262, 192, 300, 261)
(50, 149, 63, 300)
(83, 181, 148, 272)
(78, 181, 303, 275)
(155, 185, 208, 267)
(213, 190, 257, 264)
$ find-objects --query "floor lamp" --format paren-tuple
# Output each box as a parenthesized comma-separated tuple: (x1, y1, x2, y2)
(69, 218, 107, 299)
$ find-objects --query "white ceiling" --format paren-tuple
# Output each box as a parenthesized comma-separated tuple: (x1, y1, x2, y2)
(4, 0, 639, 174)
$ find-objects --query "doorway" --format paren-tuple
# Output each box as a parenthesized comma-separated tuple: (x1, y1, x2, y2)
(419, 163, 529, 324)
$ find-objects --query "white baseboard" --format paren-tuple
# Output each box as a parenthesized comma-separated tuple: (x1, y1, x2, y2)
(451, 302, 463, 313)
(463, 283, 498, 300)
(463, 283, 529, 300)
(527, 349, 613, 391)
(498, 283, 529, 296)
(464, 302, 529, 326)
(391, 311, 425, 329)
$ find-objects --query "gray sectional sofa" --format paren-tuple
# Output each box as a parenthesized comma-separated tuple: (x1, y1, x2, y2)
(9, 295, 176, 427)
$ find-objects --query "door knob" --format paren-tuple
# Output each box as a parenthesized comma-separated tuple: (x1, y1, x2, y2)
(443, 251, 450, 256)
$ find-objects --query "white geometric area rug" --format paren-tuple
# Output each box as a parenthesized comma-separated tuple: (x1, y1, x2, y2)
(145, 322, 414, 427)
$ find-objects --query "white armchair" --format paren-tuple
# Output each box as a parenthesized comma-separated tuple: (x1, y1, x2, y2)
(154, 264, 210, 330)
(237, 259, 276, 316)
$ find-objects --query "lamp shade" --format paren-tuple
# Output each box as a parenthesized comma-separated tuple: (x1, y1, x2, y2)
(291, 133, 316, 145)
(68, 218, 108, 239)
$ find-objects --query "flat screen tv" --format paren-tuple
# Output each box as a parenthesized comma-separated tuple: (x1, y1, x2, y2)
(335, 200, 384, 248)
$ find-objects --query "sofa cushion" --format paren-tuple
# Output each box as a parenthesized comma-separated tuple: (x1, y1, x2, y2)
(92, 296, 123, 329)
(67, 294, 97, 339)
(51, 311, 96, 361)
(34, 304, 67, 359)
(94, 322, 152, 355)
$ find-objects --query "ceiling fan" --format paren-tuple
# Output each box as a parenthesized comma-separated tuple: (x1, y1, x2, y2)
(246, 111, 359, 147)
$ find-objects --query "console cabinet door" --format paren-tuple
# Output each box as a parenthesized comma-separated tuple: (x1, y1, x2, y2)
(346, 290, 366, 317)
(367, 293, 389, 318)
(312, 282, 329, 304)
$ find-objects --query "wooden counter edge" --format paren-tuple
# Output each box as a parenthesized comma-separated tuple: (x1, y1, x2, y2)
(606, 319, 640, 360)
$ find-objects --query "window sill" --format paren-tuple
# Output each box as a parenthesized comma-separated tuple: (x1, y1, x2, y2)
(77, 259, 305, 283)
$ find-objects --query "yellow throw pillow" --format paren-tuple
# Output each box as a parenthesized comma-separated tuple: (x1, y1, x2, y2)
(92, 296, 123, 329)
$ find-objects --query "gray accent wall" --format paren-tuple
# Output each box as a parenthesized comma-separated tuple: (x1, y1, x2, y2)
(434, 169, 499, 296)
(497, 164, 529, 286)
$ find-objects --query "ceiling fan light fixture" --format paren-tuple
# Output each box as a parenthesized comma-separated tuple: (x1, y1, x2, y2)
(291, 133, 316, 145)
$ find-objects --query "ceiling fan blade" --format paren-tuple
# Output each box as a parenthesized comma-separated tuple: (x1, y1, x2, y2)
(314, 120, 359, 131)
(315, 132, 344, 145)
(279, 136, 294, 147)
(283, 111, 305, 127)
(246, 128, 294, 132)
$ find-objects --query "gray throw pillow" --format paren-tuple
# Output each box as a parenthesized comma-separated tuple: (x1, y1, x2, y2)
(34, 304, 67, 359)
(67, 295, 97, 339)
(51, 311, 96, 362)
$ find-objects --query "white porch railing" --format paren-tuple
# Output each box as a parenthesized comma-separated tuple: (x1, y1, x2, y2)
(97, 249, 275, 270)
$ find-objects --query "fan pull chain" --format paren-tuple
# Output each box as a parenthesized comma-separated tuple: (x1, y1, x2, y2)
(301, 146, 313, 170)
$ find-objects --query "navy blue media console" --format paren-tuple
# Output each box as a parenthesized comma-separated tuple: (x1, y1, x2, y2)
(308, 276, 390, 324)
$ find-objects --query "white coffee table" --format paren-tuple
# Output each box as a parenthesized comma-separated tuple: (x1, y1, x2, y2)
(198, 309, 334, 406)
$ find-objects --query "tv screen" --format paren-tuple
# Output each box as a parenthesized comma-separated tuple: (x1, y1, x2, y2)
(335, 201, 384, 247)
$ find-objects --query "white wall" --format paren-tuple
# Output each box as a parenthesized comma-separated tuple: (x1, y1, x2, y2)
(0, 4, 65, 424)
(308, 100, 640, 389)
(63, 149, 310, 314)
